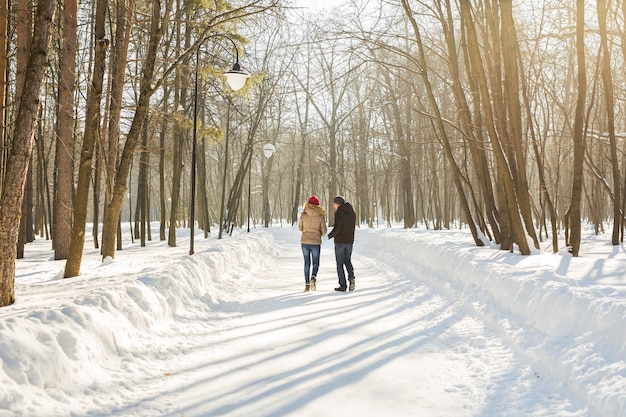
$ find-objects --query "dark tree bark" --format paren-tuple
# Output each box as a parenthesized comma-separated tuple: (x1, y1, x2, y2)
(0, 0, 55, 306)
(15, 0, 32, 259)
(102, 0, 173, 259)
(402, 0, 483, 247)
(597, 0, 621, 245)
(65, 0, 109, 277)
(499, 0, 539, 249)
(0, 0, 7, 195)
(569, 0, 587, 256)
(103, 0, 136, 251)
(168, 12, 187, 248)
(458, 0, 529, 253)
(159, 85, 170, 241)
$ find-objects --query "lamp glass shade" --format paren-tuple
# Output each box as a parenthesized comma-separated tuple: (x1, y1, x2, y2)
(262, 143, 276, 158)
(224, 63, 249, 91)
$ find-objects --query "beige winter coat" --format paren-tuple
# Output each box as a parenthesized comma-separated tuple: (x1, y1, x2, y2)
(298, 203, 327, 245)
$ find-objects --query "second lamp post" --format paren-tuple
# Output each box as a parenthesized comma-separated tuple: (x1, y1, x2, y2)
(189, 35, 249, 255)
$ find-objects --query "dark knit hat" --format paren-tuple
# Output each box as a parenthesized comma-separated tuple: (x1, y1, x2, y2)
(307, 195, 320, 205)
(333, 195, 345, 205)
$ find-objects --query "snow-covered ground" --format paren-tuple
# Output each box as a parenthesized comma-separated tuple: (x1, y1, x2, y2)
(2, 224, 625, 417)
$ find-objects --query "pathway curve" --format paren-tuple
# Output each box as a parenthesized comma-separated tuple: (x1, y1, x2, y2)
(124, 228, 583, 417)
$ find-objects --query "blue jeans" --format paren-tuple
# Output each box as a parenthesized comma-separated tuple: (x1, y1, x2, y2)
(301, 244, 321, 284)
(334, 243, 355, 289)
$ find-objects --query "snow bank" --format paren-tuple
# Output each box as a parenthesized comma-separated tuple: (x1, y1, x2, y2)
(0, 231, 277, 417)
(3, 225, 625, 417)
(356, 227, 626, 417)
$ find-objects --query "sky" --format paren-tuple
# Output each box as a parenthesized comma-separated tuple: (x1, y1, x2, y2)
(293, 0, 344, 11)
(2, 223, 626, 416)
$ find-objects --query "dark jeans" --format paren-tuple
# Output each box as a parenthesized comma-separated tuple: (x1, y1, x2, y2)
(334, 243, 355, 289)
(301, 244, 321, 284)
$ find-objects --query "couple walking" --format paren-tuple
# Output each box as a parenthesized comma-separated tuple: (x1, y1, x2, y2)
(297, 195, 356, 292)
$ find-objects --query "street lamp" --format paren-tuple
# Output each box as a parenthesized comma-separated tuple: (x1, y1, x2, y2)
(262, 143, 276, 158)
(190, 35, 249, 255)
(224, 61, 249, 90)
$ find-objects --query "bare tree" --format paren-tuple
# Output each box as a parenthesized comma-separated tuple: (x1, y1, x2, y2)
(54, 0, 78, 260)
(0, 0, 55, 306)
(597, 0, 621, 245)
(64, 0, 109, 277)
(499, 0, 539, 249)
(100, 0, 280, 260)
(15, 0, 33, 259)
(103, 0, 136, 250)
(222, 24, 294, 233)
(0, 0, 7, 194)
(168, 6, 188, 248)
(569, 0, 586, 257)
(402, 0, 484, 246)
(294, 30, 358, 223)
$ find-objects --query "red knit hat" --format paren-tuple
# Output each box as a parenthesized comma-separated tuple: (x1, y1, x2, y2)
(307, 195, 320, 205)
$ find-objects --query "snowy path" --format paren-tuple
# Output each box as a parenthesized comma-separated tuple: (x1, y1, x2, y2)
(6, 226, 618, 416)
(99, 228, 585, 417)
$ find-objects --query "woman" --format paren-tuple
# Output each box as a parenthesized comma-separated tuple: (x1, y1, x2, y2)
(298, 195, 327, 292)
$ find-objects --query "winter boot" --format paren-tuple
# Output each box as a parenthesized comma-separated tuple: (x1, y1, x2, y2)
(310, 277, 317, 291)
(348, 279, 355, 291)
(305, 284, 311, 292)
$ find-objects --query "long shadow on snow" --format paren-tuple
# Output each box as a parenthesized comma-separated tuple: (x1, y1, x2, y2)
(166, 288, 463, 416)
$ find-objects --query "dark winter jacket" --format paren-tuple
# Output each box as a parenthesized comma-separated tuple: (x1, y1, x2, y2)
(328, 202, 356, 244)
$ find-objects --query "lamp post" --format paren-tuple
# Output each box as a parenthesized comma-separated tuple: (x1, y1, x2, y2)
(247, 143, 252, 233)
(189, 35, 249, 255)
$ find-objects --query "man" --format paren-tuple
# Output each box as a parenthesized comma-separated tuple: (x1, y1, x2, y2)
(327, 195, 356, 292)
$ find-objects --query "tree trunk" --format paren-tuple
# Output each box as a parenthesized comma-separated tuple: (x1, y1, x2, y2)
(0, 0, 7, 195)
(167, 15, 187, 248)
(499, 0, 539, 250)
(18, 158, 33, 258)
(35, 117, 51, 240)
(382, 69, 415, 229)
(355, 92, 371, 226)
(159, 85, 170, 241)
(92, 117, 102, 249)
(137, 115, 149, 246)
(402, 0, 483, 247)
(64, 0, 108, 277)
(104, 0, 135, 251)
(517, 36, 559, 251)
(569, 0, 586, 257)
(597, 0, 621, 245)
(101, 0, 172, 260)
(328, 122, 338, 224)
(262, 153, 274, 228)
(167, 100, 184, 244)
(458, 0, 529, 254)
(223, 75, 274, 232)
(198, 125, 211, 236)
(0, 0, 54, 306)
(292, 133, 306, 225)
(219, 100, 232, 237)
(52, 0, 78, 260)
(15, 0, 32, 259)
(440, 0, 500, 243)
